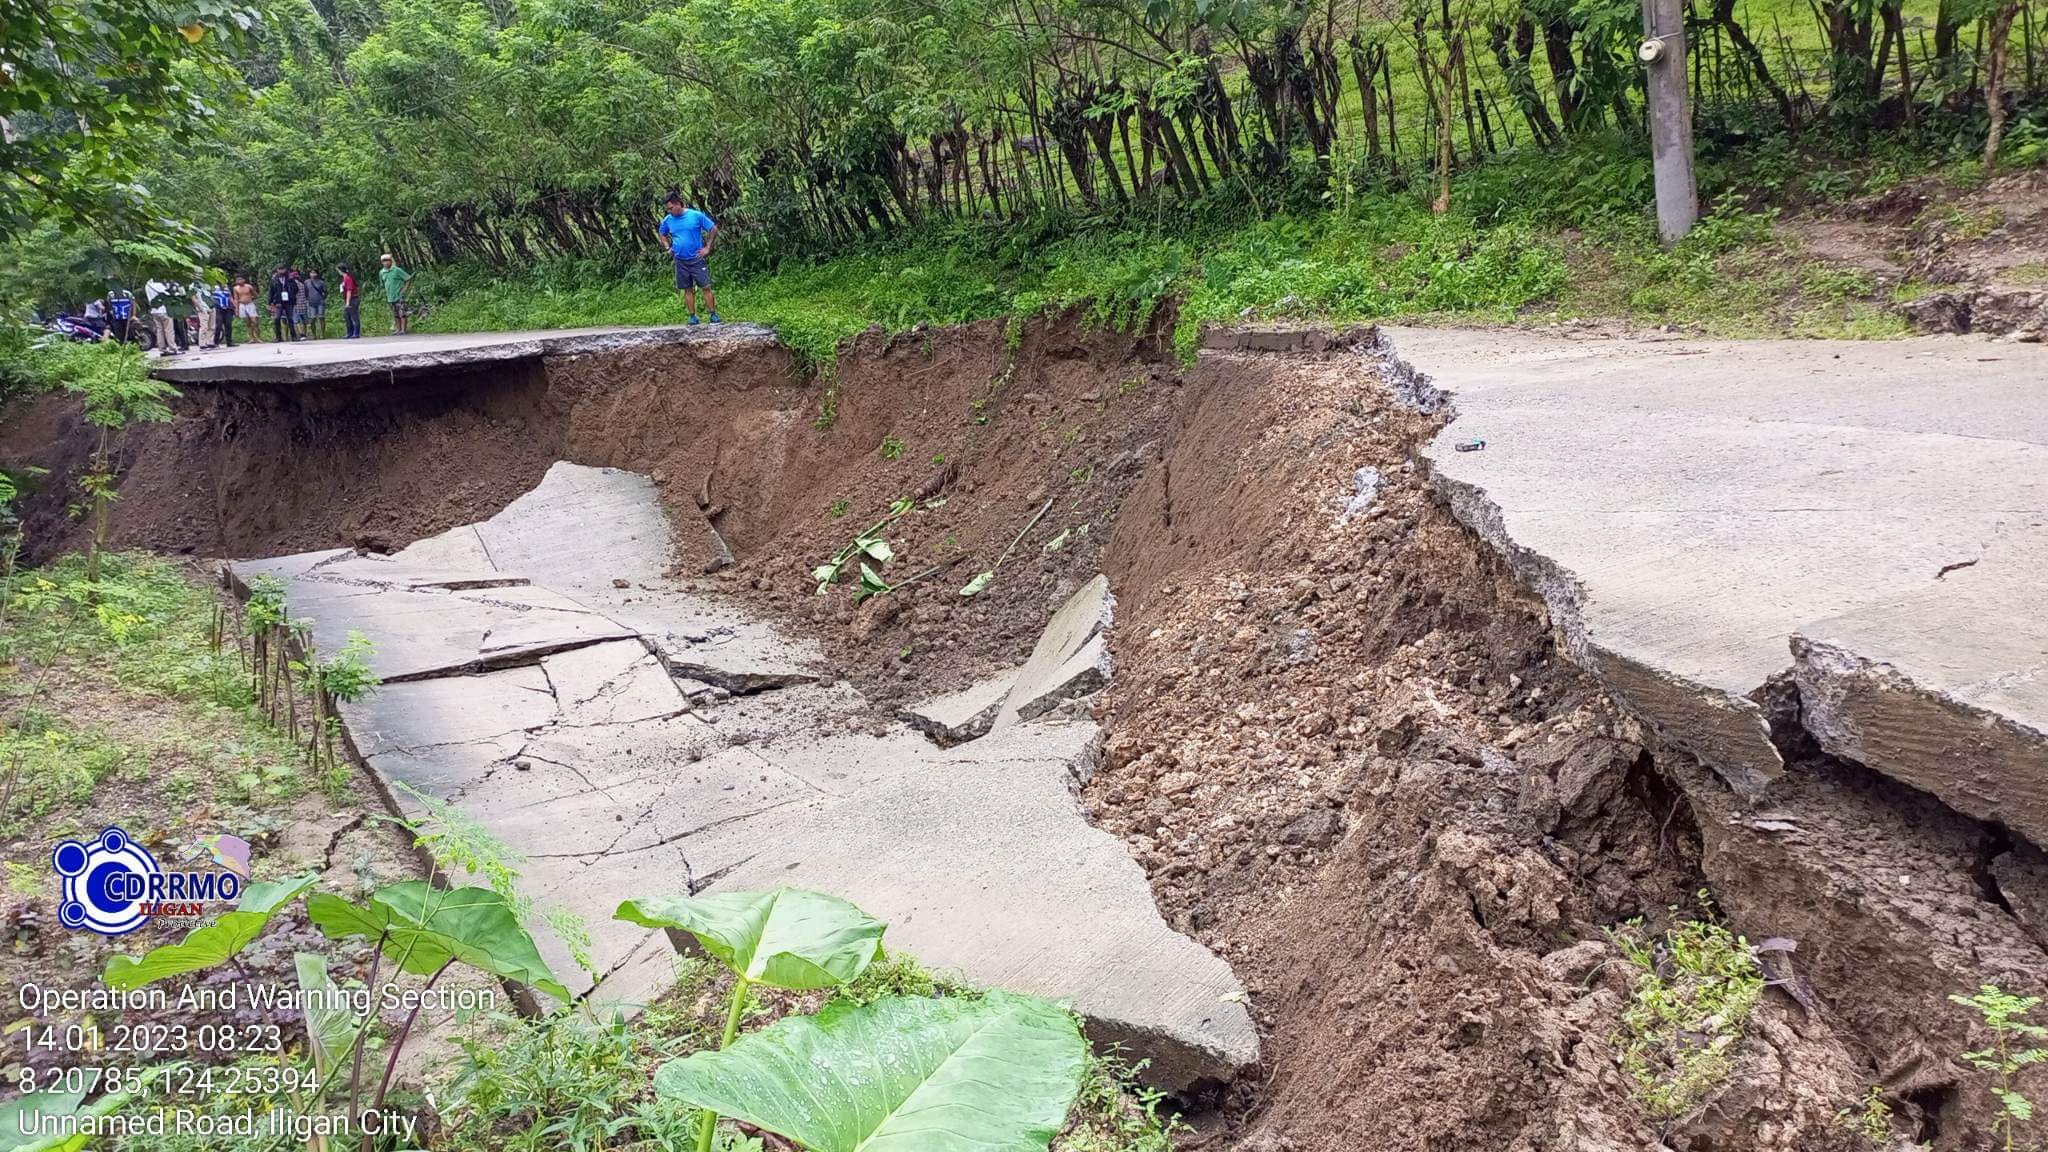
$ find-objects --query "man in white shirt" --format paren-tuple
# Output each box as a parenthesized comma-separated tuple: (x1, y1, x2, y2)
(144, 279, 179, 355)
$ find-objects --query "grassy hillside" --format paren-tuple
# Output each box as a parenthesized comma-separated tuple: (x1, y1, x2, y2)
(406, 132, 1967, 369)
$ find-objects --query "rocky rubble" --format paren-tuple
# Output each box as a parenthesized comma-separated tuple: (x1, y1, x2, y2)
(1087, 345, 2043, 1151)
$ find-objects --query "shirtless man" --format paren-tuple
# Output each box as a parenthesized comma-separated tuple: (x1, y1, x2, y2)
(233, 276, 261, 342)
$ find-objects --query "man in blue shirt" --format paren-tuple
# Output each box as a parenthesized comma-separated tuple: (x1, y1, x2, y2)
(657, 190, 720, 325)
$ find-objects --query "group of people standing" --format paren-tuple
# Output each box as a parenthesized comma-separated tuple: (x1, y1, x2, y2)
(90, 279, 242, 353)
(68, 200, 730, 353)
(253, 266, 337, 343)
(80, 255, 416, 355)
(254, 256, 413, 344)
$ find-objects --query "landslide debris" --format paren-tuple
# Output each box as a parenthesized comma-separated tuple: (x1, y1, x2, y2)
(7, 315, 2042, 1150)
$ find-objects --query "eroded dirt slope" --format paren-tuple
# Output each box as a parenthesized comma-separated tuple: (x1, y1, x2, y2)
(4, 320, 2043, 1150)
(1, 315, 1176, 710)
(1082, 345, 2043, 1151)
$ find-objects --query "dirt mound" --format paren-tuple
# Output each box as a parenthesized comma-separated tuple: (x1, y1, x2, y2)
(702, 315, 1183, 707)
(5, 320, 2042, 1150)
(1790, 168, 2048, 339)
(1076, 345, 2042, 1151)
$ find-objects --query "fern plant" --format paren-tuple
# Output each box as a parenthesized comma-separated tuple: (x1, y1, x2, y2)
(1950, 984, 2048, 1151)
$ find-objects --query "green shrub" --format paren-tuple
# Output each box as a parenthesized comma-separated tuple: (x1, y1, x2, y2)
(1611, 912, 1764, 1119)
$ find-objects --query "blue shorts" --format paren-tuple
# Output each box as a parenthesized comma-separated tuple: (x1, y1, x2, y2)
(674, 257, 711, 290)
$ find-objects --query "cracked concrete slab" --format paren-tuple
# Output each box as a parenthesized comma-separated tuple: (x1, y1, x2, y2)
(902, 673, 1016, 744)
(993, 575, 1113, 731)
(238, 464, 1255, 1082)
(225, 568, 633, 682)
(391, 525, 493, 569)
(1387, 326, 2048, 815)
(543, 641, 693, 728)
(1791, 532, 2048, 846)
(366, 739, 527, 813)
(703, 720, 1253, 1089)
(150, 324, 776, 386)
(439, 461, 822, 689)
(467, 464, 676, 592)
(233, 547, 355, 584)
(347, 667, 554, 761)
(519, 714, 734, 792)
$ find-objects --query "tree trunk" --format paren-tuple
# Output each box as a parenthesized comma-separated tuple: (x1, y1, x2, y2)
(1933, 0, 1966, 109)
(1542, 18, 1584, 129)
(1244, 50, 1288, 151)
(1116, 99, 1144, 196)
(1715, 0, 1798, 126)
(1075, 84, 1130, 205)
(1176, 108, 1214, 187)
(1491, 20, 1561, 144)
(1881, 2, 1914, 128)
(1822, 0, 1880, 114)
(1351, 35, 1388, 160)
(1382, 51, 1402, 168)
(1049, 92, 1101, 208)
(1455, 29, 1484, 155)
(1984, 0, 2020, 167)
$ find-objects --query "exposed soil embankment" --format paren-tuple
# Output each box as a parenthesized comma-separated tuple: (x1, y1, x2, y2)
(4, 319, 2042, 1150)
(4, 313, 1183, 707)
(3, 342, 803, 562)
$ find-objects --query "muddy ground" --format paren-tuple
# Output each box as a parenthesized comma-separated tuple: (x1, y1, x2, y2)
(1788, 167, 2048, 339)
(4, 316, 2044, 1150)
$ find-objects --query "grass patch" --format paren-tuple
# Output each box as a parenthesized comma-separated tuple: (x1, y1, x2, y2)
(1890, 279, 1953, 302)
(404, 135, 1948, 370)
(412, 192, 1579, 368)
(1610, 909, 1765, 1120)
(0, 551, 324, 842)
(0, 708, 144, 831)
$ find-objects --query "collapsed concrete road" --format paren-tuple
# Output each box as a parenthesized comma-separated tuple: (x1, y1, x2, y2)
(232, 462, 1256, 1090)
(1384, 326, 2048, 841)
(154, 324, 774, 385)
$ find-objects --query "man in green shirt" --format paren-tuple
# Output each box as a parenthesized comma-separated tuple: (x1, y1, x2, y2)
(379, 254, 413, 334)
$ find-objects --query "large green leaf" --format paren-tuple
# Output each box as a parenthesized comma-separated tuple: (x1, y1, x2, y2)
(101, 874, 317, 990)
(654, 991, 1086, 1152)
(615, 888, 883, 990)
(307, 882, 569, 1002)
(294, 952, 365, 1083)
(0, 1082, 134, 1152)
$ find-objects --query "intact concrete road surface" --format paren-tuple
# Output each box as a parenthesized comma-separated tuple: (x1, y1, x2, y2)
(1385, 327, 2047, 846)
(152, 324, 775, 385)
(231, 463, 1256, 1091)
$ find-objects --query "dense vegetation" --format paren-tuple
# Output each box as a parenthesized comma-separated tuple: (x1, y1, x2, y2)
(153, 0, 2045, 273)
(2, 0, 2044, 340)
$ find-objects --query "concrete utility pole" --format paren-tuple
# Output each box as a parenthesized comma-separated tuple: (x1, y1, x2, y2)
(1639, 0, 1697, 242)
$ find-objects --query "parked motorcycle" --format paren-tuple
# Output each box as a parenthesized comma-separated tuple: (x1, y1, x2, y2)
(43, 316, 105, 343)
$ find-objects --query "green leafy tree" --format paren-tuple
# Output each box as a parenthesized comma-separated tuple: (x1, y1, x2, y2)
(0, 0, 261, 248)
(49, 343, 176, 584)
